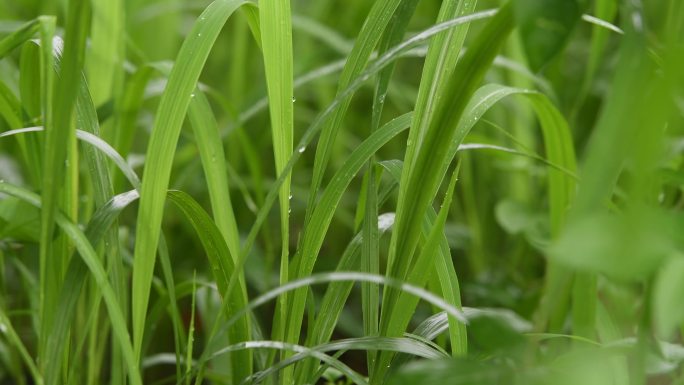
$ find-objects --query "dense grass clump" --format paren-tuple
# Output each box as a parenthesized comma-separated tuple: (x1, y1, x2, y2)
(0, 0, 682, 384)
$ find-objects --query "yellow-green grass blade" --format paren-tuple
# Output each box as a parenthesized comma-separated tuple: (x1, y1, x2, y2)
(186, 89, 242, 265)
(573, 0, 618, 117)
(130, 0, 247, 363)
(0, 181, 141, 385)
(259, 0, 294, 262)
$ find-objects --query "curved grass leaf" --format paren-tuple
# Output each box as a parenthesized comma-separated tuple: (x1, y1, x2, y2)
(130, 0, 247, 365)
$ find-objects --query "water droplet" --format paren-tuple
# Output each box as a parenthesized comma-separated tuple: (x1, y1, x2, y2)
(197, 33, 202, 37)
(288, 194, 293, 200)
(378, 95, 385, 104)
(292, 96, 296, 103)
(298, 146, 306, 153)
(190, 93, 196, 98)
(288, 208, 292, 214)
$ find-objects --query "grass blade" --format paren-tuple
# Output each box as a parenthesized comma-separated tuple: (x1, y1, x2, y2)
(130, 0, 247, 363)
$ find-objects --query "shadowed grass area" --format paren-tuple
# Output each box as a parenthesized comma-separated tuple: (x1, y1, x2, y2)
(0, 0, 682, 384)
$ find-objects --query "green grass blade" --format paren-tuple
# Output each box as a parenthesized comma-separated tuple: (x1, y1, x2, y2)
(377, 8, 515, 379)
(38, 0, 89, 372)
(285, 113, 412, 359)
(399, 0, 478, 214)
(0, 18, 41, 59)
(305, 0, 403, 223)
(258, 3, 294, 376)
(166, 190, 251, 382)
(130, 0, 246, 362)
